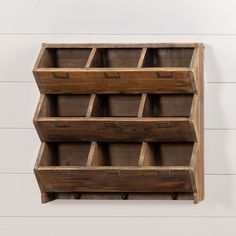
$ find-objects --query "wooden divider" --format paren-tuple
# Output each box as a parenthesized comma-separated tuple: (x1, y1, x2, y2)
(138, 94, 153, 117)
(137, 48, 147, 68)
(86, 94, 96, 117)
(138, 142, 155, 166)
(85, 48, 97, 68)
(87, 142, 104, 166)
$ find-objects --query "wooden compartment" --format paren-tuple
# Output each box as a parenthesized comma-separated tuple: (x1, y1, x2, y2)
(89, 143, 141, 166)
(38, 142, 91, 166)
(33, 43, 201, 94)
(90, 48, 142, 67)
(90, 94, 141, 117)
(140, 142, 193, 166)
(141, 94, 193, 117)
(143, 47, 194, 67)
(34, 94, 197, 142)
(37, 94, 90, 117)
(38, 48, 92, 68)
(35, 142, 197, 203)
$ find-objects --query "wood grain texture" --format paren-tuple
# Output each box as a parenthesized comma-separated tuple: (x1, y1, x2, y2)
(0, 0, 235, 231)
(33, 43, 198, 94)
(33, 43, 203, 203)
(2, 82, 233, 129)
(0, 174, 235, 216)
(38, 76, 194, 94)
(35, 140, 195, 202)
(1, 129, 234, 175)
(35, 118, 196, 142)
(37, 169, 193, 193)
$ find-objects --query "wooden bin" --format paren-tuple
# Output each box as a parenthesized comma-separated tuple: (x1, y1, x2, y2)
(33, 43, 204, 203)
(34, 93, 197, 142)
(34, 142, 197, 202)
(33, 43, 200, 94)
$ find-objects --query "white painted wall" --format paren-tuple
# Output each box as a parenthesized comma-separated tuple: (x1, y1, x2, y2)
(0, 0, 236, 235)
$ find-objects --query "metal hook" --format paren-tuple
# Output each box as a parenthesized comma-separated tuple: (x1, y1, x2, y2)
(74, 192, 81, 200)
(121, 193, 129, 200)
(171, 192, 178, 200)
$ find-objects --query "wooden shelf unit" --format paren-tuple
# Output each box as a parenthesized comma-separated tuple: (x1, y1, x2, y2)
(33, 43, 204, 203)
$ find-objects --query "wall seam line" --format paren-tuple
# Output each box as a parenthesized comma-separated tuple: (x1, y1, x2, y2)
(2, 33, 236, 36)
(0, 216, 236, 218)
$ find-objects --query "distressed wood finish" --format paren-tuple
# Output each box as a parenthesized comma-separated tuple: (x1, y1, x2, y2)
(33, 43, 199, 94)
(35, 118, 196, 142)
(34, 142, 196, 201)
(33, 43, 204, 203)
(34, 94, 197, 142)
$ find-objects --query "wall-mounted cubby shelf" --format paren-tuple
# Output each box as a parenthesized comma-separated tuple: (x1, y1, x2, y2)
(33, 43, 204, 203)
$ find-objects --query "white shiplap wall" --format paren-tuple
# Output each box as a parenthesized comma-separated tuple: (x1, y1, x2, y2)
(0, 0, 236, 235)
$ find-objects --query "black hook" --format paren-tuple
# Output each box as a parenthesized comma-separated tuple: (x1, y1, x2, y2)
(121, 193, 129, 200)
(74, 192, 81, 200)
(171, 192, 178, 200)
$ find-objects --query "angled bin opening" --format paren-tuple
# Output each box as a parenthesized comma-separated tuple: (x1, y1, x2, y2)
(90, 94, 141, 117)
(39, 95, 90, 117)
(90, 48, 142, 67)
(38, 48, 92, 68)
(141, 142, 194, 166)
(143, 47, 194, 67)
(39, 143, 91, 166)
(142, 94, 193, 117)
(90, 143, 142, 166)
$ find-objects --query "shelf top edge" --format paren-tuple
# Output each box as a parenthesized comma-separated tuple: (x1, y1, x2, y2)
(42, 42, 204, 48)
(37, 166, 191, 171)
(37, 117, 190, 122)
(34, 67, 192, 72)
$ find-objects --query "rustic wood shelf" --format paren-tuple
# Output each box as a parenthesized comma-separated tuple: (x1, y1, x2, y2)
(33, 43, 204, 203)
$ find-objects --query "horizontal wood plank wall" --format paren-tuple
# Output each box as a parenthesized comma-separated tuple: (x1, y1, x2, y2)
(1, 218, 236, 236)
(0, 0, 236, 34)
(1, 0, 236, 234)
